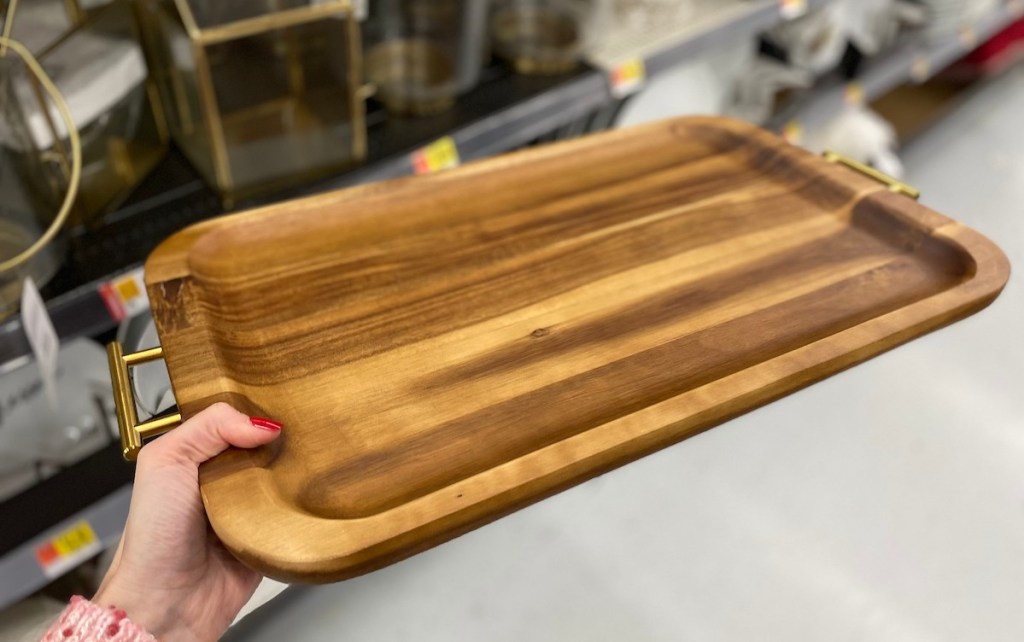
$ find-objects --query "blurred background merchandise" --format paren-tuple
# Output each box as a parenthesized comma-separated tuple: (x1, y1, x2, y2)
(2, 0, 165, 228)
(364, 0, 489, 115)
(2, 0, 1024, 635)
(135, 0, 365, 200)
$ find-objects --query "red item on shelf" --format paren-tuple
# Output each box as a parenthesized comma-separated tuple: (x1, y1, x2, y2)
(964, 17, 1024, 74)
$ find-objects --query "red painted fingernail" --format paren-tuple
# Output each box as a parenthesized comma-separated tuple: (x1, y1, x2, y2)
(250, 417, 283, 431)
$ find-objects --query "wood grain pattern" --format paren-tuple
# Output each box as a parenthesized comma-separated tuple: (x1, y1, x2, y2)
(144, 117, 1010, 583)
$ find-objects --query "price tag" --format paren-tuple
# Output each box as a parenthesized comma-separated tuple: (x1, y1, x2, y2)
(99, 267, 149, 322)
(782, 121, 804, 145)
(959, 26, 977, 49)
(843, 82, 865, 106)
(21, 277, 58, 409)
(779, 0, 808, 20)
(411, 136, 460, 175)
(910, 54, 931, 82)
(609, 58, 646, 98)
(35, 521, 102, 579)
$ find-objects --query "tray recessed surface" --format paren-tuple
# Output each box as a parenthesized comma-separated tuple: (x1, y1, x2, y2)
(145, 117, 1008, 582)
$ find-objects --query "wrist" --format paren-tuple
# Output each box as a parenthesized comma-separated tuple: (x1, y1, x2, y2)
(94, 579, 187, 641)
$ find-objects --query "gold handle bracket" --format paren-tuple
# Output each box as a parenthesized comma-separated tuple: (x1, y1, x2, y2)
(107, 342, 182, 461)
(823, 151, 921, 200)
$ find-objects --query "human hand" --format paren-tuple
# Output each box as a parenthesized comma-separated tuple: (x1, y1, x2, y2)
(94, 403, 283, 641)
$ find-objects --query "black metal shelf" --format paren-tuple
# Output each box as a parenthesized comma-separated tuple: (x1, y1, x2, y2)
(0, 65, 604, 367)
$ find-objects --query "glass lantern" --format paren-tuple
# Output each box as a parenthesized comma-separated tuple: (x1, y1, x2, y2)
(2, 0, 168, 227)
(0, 58, 66, 318)
(490, 0, 608, 75)
(135, 0, 367, 200)
(363, 0, 489, 116)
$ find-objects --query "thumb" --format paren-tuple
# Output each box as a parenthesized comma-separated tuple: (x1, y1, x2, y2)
(143, 402, 282, 467)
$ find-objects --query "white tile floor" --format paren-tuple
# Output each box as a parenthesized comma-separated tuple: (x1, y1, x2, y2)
(228, 65, 1024, 642)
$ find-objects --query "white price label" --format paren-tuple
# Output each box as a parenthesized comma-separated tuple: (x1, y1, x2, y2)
(20, 277, 58, 409)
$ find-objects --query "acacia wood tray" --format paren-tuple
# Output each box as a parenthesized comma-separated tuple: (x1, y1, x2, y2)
(132, 117, 1008, 582)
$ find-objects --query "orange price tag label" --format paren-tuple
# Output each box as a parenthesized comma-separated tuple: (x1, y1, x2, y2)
(609, 58, 646, 98)
(35, 521, 101, 579)
(782, 121, 804, 145)
(843, 83, 865, 106)
(411, 136, 460, 175)
(779, 0, 808, 20)
(99, 267, 148, 322)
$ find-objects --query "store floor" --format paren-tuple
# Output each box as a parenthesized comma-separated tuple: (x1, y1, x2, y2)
(227, 64, 1024, 642)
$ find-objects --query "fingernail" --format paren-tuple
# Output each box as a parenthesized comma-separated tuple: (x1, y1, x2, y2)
(250, 417, 283, 431)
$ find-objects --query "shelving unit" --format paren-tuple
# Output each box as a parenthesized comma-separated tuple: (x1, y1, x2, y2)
(589, 0, 821, 72)
(0, 0, 842, 609)
(0, 0, 837, 370)
(0, 486, 131, 609)
(769, 2, 1024, 133)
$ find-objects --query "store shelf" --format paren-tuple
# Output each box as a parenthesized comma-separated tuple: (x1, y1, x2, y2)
(0, 486, 130, 608)
(0, 1, 825, 369)
(592, 0, 836, 75)
(0, 2, 845, 606)
(0, 454, 132, 609)
(769, 3, 1024, 132)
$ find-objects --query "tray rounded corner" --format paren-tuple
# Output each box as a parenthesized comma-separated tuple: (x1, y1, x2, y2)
(939, 220, 1012, 304)
(200, 470, 348, 584)
(144, 220, 221, 287)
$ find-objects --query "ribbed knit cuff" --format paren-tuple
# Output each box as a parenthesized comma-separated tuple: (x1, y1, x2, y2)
(41, 596, 156, 642)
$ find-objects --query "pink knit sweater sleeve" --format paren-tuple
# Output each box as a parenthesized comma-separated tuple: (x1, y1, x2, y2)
(41, 596, 156, 642)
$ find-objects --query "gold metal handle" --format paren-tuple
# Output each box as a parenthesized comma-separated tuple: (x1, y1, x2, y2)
(823, 151, 920, 200)
(107, 342, 182, 461)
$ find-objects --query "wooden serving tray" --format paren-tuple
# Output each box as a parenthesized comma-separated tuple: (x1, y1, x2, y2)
(143, 117, 1008, 582)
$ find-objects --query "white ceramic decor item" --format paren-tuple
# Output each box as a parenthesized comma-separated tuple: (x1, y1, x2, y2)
(0, 339, 113, 502)
(803, 106, 906, 179)
(723, 56, 813, 125)
(844, 0, 928, 55)
(764, 3, 849, 75)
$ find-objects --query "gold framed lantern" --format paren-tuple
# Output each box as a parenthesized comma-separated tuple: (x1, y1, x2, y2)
(136, 0, 367, 201)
